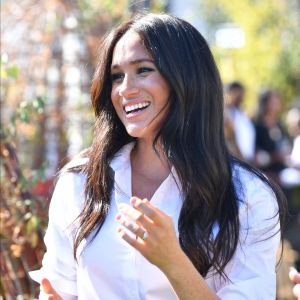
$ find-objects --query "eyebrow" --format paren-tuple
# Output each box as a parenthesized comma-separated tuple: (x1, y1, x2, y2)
(111, 58, 155, 70)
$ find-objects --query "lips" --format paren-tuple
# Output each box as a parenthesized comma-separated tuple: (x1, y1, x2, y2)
(123, 101, 150, 114)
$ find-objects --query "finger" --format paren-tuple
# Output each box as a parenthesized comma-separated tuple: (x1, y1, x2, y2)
(131, 197, 164, 225)
(289, 267, 300, 284)
(118, 203, 154, 232)
(292, 283, 300, 299)
(41, 278, 62, 299)
(115, 213, 145, 236)
(41, 278, 54, 294)
(117, 227, 144, 249)
(118, 203, 143, 221)
(115, 213, 148, 240)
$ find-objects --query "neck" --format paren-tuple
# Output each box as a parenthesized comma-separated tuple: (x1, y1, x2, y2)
(263, 113, 277, 127)
(131, 138, 170, 182)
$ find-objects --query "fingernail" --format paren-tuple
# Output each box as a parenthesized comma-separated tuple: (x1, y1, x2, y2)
(117, 227, 124, 236)
(130, 197, 137, 205)
(115, 214, 121, 221)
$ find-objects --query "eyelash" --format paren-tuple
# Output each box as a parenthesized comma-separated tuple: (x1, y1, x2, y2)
(111, 67, 154, 82)
(137, 67, 154, 74)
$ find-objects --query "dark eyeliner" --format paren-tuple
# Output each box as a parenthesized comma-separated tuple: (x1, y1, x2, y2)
(137, 67, 154, 74)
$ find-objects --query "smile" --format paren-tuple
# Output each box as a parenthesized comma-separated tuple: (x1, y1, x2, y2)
(124, 101, 150, 114)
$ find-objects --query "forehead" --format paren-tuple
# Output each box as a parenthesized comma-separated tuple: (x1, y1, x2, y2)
(111, 31, 152, 66)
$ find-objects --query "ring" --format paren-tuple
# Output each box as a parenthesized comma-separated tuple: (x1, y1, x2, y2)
(141, 230, 149, 241)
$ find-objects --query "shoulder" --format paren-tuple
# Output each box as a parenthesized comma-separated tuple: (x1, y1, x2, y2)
(232, 164, 275, 200)
(62, 155, 89, 170)
(49, 158, 88, 228)
(57, 156, 88, 199)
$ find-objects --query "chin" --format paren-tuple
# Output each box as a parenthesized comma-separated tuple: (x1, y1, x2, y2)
(125, 125, 150, 139)
(126, 129, 145, 139)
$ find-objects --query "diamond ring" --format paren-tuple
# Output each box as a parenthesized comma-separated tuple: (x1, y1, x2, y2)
(141, 230, 149, 241)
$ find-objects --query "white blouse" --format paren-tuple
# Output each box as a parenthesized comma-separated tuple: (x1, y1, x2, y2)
(30, 142, 280, 299)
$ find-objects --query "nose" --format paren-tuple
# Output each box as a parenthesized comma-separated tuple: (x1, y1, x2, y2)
(118, 74, 139, 98)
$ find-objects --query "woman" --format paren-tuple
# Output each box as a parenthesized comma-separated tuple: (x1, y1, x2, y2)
(31, 13, 286, 299)
(253, 89, 291, 185)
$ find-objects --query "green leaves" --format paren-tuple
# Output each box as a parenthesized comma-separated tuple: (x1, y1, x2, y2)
(18, 102, 30, 124)
(31, 162, 48, 186)
(5, 66, 19, 79)
(16, 97, 46, 124)
(33, 96, 45, 114)
(1, 55, 19, 80)
(202, 0, 300, 110)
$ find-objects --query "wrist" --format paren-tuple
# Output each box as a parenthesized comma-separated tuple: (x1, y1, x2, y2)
(160, 248, 190, 277)
(160, 249, 219, 300)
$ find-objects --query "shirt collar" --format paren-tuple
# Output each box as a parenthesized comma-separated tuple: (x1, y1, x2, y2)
(109, 142, 182, 193)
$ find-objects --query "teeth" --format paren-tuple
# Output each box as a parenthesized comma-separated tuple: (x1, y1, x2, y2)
(125, 102, 150, 113)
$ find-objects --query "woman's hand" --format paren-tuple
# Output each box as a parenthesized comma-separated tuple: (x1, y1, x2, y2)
(40, 278, 62, 300)
(115, 196, 184, 272)
(116, 196, 218, 300)
(289, 267, 300, 300)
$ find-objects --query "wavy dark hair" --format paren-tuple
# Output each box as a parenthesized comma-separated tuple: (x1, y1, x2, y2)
(72, 13, 286, 279)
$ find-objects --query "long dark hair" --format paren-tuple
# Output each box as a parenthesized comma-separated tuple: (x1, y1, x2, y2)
(255, 89, 281, 122)
(72, 13, 286, 279)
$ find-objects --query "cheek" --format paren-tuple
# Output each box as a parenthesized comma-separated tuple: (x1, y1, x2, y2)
(159, 85, 170, 107)
(147, 77, 170, 103)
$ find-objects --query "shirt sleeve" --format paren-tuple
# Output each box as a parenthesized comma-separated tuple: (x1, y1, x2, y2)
(214, 171, 281, 299)
(29, 171, 86, 298)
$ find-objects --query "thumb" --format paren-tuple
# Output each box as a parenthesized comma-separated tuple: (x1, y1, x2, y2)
(41, 278, 62, 299)
(41, 278, 54, 293)
(289, 267, 300, 284)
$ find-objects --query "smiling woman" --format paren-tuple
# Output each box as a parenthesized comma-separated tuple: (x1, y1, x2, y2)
(110, 30, 170, 140)
(29, 13, 286, 300)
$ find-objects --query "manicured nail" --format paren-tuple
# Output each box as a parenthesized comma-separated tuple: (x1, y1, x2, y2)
(117, 227, 124, 237)
(41, 278, 47, 285)
(115, 214, 121, 221)
(130, 197, 137, 205)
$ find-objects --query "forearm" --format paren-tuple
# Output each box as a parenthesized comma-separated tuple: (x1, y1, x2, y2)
(162, 251, 219, 300)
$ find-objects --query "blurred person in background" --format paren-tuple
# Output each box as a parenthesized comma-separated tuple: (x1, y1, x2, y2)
(29, 13, 286, 300)
(223, 110, 243, 160)
(224, 81, 256, 163)
(253, 90, 293, 186)
(279, 105, 300, 188)
(286, 106, 300, 169)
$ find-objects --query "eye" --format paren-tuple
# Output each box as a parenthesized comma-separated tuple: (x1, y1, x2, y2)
(137, 67, 154, 75)
(111, 72, 124, 83)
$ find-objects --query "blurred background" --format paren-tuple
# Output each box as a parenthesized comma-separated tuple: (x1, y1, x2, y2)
(1, 0, 299, 299)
